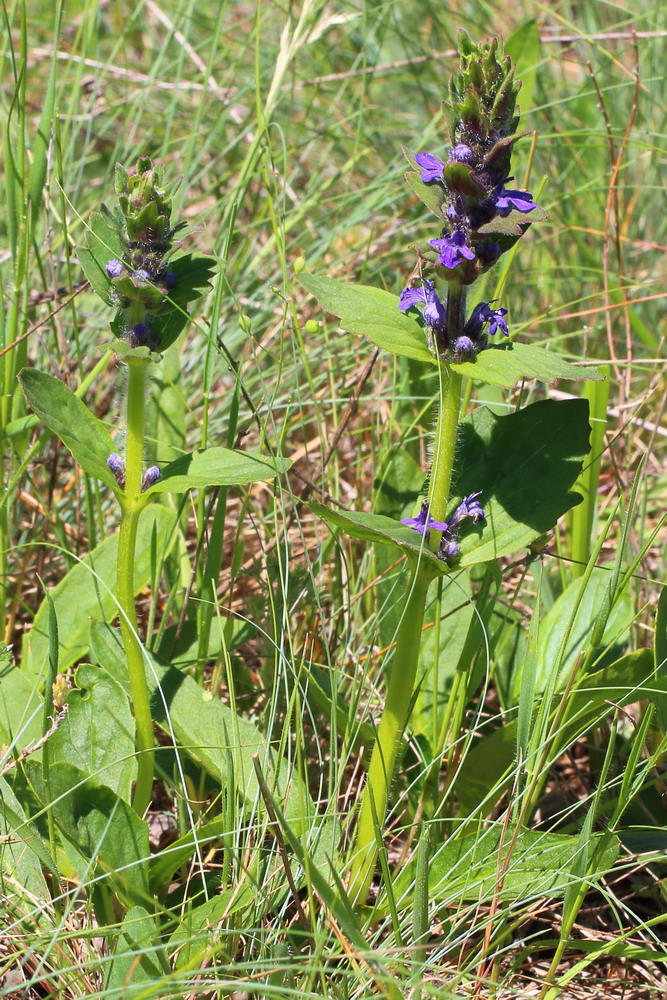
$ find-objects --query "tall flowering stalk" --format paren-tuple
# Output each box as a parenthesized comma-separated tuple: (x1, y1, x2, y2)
(345, 33, 545, 903)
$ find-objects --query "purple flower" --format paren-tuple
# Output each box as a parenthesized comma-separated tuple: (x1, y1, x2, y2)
(414, 152, 446, 184)
(132, 323, 150, 344)
(465, 300, 509, 340)
(401, 503, 449, 540)
(141, 466, 162, 492)
(450, 491, 485, 526)
(107, 452, 125, 489)
(398, 279, 446, 333)
(452, 336, 476, 355)
(493, 184, 538, 216)
(448, 144, 475, 165)
(430, 230, 475, 270)
(440, 538, 460, 562)
(135, 268, 152, 282)
(106, 259, 124, 278)
(164, 271, 176, 289)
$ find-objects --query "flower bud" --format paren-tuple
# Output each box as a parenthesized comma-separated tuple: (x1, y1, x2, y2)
(107, 452, 126, 489)
(304, 320, 319, 334)
(239, 313, 252, 333)
(141, 466, 162, 492)
(293, 255, 306, 275)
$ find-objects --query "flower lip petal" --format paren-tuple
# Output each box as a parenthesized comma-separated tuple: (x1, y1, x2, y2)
(414, 152, 446, 184)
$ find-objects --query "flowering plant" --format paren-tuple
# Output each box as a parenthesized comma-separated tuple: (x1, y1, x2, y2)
(300, 31, 603, 904)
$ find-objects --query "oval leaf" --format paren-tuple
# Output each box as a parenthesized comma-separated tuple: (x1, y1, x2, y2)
(18, 368, 118, 490)
(144, 446, 291, 495)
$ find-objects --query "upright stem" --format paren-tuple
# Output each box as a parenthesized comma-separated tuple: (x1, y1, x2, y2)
(347, 282, 466, 905)
(348, 567, 432, 904)
(117, 357, 154, 815)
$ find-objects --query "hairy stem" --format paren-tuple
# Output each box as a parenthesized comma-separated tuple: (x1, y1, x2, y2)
(117, 357, 154, 815)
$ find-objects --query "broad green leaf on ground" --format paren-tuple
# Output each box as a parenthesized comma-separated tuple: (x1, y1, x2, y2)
(0, 652, 42, 751)
(299, 275, 603, 385)
(168, 887, 254, 967)
(299, 274, 433, 363)
(531, 567, 635, 696)
(105, 906, 167, 995)
(0, 776, 54, 903)
(312, 399, 590, 571)
(29, 761, 151, 910)
(425, 826, 618, 904)
(47, 664, 136, 802)
(23, 504, 177, 681)
(18, 369, 118, 490)
(142, 446, 291, 496)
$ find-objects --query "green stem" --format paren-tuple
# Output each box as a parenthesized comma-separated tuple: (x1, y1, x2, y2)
(117, 357, 154, 815)
(348, 567, 431, 904)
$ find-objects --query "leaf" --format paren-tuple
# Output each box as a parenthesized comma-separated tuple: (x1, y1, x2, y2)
(655, 587, 667, 733)
(299, 274, 433, 363)
(168, 888, 254, 966)
(310, 500, 446, 573)
(425, 826, 618, 904)
(476, 205, 548, 236)
(451, 341, 603, 387)
(0, 657, 43, 752)
(47, 664, 137, 802)
(299, 275, 603, 385)
(23, 504, 177, 681)
(0, 777, 54, 903)
(18, 368, 118, 490)
(454, 398, 591, 567)
(532, 567, 635, 695)
(143, 446, 291, 495)
(404, 170, 447, 219)
(77, 211, 125, 305)
(30, 761, 151, 909)
(105, 906, 166, 993)
(312, 399, 591, 571)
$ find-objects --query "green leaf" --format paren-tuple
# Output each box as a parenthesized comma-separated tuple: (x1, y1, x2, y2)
(299, 274, 433, 363)
(425, 826, 618, 903)
(47, 664, 137, 802)
(168, 888, 253, 966)
(655, 587, 667, 733)
(309, 500, 446, 573)
(313, 399, 591, 571)
(18, 368, 118, 490)
(450, 341, 603, 387)
(143, 446, 291, 495)
(77, 211, 125, 305)
(0, 654, 42, 752)
(532, 566, 634, 695)
(0, 776, 54, 903)
(299, 275, 603, 385)
(454, 398, 591, 566)
(404, 170, 446, 218)
(23, 504, 177, 681)
(105, 906, 166, 993)
(31, 761, 151, 909)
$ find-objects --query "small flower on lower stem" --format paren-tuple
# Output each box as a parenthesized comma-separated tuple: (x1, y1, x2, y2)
(449, 491, 485, 526)
(430, 230, 475, 270)
(132, 323, 151, 345)
(464, 300, 509, 341)
(400, 502, 449, 540)
(107, 452, 125, 489)
(399, 279, 446, 331)
(106, 259, 124, 278)
(141, 466, 162, 492)
(452, 335, 476, 357)
(135, 268, 152, 282)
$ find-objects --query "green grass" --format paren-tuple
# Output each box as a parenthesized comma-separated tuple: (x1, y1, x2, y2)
(1, 0, 667, 997)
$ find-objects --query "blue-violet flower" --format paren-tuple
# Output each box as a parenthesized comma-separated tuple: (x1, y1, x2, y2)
(400, 503, 449, 540)
(414, 152, 446, 184)
(398, 279, 446, 332)
(106, 259, 124, 278)
(430, 230, 475, 270)
(141, 466, 162, 492)
(493, 184, 538, 216)
(465, 300, 509, 340)
(107, 452, 125, 489)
